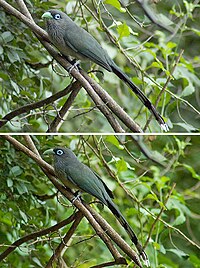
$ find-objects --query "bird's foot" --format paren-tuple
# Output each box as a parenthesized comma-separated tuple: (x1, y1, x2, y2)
(68, 60, 81, 74)
(71, 190, 82, 204)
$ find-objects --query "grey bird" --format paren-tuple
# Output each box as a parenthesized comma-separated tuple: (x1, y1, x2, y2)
(46, 147, 150, 266)
(42, 10, 168, 132)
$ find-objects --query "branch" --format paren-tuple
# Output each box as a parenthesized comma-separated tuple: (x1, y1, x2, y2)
(85, 203, 142, 266)
(45, 211, 84, 268)
(0, 1, 121, 132)
(143, 49, 184, 131)
(0, 213, 80, 262)
(47, 83, 81, 132)
(144, 183, 176, 248)
(15, 0, 125, 133)
(135, 0, 174, 33)
(0, 81, 77, 128)
(81, 71, 143, 133)
(130, 135, 167, 167)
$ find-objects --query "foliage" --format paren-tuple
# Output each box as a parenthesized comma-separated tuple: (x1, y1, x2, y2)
(0, 0, 200, 132)
(0, 135, 200, 267)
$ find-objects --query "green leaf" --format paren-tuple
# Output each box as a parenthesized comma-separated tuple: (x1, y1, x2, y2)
(105, 136, 124, 149)
(7, 178, 13, 187)
(104, 0, 124, 12)
(180, 83, 195, 97)
(33, 257, 43, 267)
(189, 255, 200, 267)
(117, 22, 130, 40)
(115, 158, 127, 172)
(7, 49, 20, 63)
(167, 248, 189, 258)
(173, 213, 186, 226)
(1, 31, 14, 43)
(145, 193, 158, 201)
(0, 45, 3, 55)
(175, 123, 197, 132)
(19, 210, 28, 223)
(16, 183, 28, 195)
(10, 166, 23, 176)
(153, 242, 161, 250)
(182, 164, 200, 180)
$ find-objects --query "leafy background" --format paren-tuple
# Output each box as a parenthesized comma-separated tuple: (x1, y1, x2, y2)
(0, 135, 200, 267)
(0, 0, 200, 132)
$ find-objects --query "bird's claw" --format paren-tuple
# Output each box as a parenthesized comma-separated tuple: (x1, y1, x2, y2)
(68, 60, 81, 74)
(71, 191, 82, 204)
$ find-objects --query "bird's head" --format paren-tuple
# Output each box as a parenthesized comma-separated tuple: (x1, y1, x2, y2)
(42, 9, 70, 30)
(44, 147, 76, 162)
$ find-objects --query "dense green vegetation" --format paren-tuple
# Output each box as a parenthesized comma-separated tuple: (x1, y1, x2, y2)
(0, 0, 200, 132)
(0, 135, 199, 267)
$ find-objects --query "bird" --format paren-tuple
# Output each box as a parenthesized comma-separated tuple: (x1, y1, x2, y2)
(42, 9, 168, 132)
(45, 147, 150, 266)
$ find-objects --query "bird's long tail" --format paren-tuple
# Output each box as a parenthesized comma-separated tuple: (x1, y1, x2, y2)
(111, 64, 168, 132)
(107, 198, 150, 266)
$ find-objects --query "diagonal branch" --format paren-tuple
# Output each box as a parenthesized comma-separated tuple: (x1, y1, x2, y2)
(0, 82, 77, 128)
(0, 212, 80, 262)
(81, 71, 142, 132)
(47, 83, 81, 132)
(143, 49, 184, 131)
(45, 211, 84, 268)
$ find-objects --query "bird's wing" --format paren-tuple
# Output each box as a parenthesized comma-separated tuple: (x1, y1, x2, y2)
(63, 25, 112, 71)
(92, 169, 114, 199)
(64, 163, 111, 205)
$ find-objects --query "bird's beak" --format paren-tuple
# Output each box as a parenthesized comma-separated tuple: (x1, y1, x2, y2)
(43, 148, 54, 155)
(42, 11, 53, 20)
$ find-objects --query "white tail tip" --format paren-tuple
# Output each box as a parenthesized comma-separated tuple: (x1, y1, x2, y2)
(161, 123, 169, 132)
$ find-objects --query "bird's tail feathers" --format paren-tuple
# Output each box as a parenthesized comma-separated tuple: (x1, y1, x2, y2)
(111, 65, 168, 132)
(107, 199, 149, 265)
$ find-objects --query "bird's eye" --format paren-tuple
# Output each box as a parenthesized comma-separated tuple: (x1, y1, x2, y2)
(54, 14, 61, 20)
(56, 149, 64, 155)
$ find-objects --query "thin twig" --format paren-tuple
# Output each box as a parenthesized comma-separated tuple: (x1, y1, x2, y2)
(47, 83, 81, 132)
(0, 214, 79, 261)
(0, 82, 77, 128)
(143, 49, 184, 131)
(144, 183, 176, 248)
(45, 211, 84, 268)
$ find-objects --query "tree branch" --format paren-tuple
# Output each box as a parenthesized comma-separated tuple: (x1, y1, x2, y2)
(0, 213, 80, 262)
(135, 0, 174, 33)
(47, 83, 81, 132)
(143, 49, 184, 131)
(0, 82, 77, 128)
(81, 71, 143, 133)
(45, 211, 84, 268)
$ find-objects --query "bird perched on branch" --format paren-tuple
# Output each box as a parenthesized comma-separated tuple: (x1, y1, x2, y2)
(42, 9, 168, 132)
(45, 147, 150, 266)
